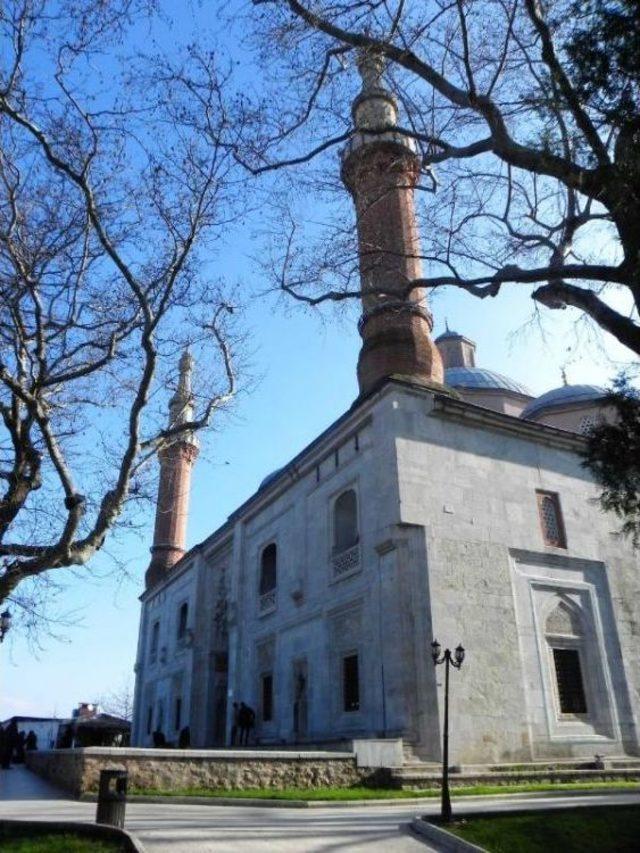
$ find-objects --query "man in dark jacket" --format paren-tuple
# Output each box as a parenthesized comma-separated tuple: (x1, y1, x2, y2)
(238, 703, 256, 746)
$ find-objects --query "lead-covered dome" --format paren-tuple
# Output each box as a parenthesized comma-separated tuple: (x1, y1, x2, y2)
(521, 384, 607, 420)
(445, 366, 532, 396)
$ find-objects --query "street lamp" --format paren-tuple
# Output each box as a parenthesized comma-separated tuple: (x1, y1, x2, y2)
(431, 639, 465, 822)
(0, 610, 12, 643)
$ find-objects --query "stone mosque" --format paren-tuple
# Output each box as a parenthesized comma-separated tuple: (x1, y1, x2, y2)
(131, 56, 640, 765)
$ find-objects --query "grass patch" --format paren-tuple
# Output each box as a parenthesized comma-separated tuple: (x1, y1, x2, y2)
(446, 805, 640, 852)
(130, 779, 639, 801)
(0, 833, 124, 853)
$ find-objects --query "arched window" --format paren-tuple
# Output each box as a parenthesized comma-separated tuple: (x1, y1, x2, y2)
(333, 489, 359, 553)
(259, 543, 277, 595)
(177, 602, 189, 640)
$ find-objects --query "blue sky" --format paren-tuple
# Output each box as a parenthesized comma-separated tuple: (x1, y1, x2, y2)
(0, 2, 637, 720)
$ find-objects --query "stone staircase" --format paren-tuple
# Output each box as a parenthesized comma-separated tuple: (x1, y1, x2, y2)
(391, 755, 640, 790)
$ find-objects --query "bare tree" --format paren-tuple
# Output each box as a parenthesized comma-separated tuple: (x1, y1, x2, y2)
(0, 2, 248, 613)
(237, 0, 640, 356)
(99, 678, 135, 722)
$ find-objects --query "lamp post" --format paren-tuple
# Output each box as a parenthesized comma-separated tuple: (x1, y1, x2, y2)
(0, 610, 12, 643)
(431, 639, 465, 823)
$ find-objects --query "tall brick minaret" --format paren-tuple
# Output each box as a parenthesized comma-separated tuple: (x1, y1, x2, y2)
(145, 351, 199, 589)
(341, 52, 444, 396)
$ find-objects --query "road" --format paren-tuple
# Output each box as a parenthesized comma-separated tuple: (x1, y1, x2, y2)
(2, 766, 639, 852)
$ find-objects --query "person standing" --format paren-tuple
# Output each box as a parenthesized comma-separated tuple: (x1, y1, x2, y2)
(238, 702, 252, 746)
(0, 726, 7, 769)
(2, 721, 18, 768)
(230, 702, 240, 747)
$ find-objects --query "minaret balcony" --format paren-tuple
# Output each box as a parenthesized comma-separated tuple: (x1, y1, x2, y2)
(341, 129, 417, 163)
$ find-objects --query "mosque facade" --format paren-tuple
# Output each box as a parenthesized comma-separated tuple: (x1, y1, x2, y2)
(131, 56, 640, 765)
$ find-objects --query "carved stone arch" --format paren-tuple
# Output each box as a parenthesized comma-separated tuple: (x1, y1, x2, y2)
(545, 596, 584, 638)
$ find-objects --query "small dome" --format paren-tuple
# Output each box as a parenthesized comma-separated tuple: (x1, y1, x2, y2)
(445, 366, 532, 396)
(435, 328, 462, 342)
(259, 467, 283, 490)
(521, 384, 607, 420)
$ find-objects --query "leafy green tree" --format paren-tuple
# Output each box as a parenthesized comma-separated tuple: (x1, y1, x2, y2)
(566, 0, 640, 123)
(584, 377, 640, 545)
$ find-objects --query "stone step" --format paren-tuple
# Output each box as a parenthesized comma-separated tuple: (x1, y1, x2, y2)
(398, 756, 640, 773)
(390, 765, 640, 790)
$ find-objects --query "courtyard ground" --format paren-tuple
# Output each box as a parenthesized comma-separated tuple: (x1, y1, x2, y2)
(2, 765, 640, 852)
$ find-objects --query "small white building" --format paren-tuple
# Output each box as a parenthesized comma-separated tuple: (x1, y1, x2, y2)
(2, 716, 62, 750)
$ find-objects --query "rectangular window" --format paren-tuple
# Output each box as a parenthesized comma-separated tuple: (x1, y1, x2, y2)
(146, 706, 153, 735)
(553, 648, 588, 714)
(150, 620, 160, 661)
(343, 654, 360, 712)
(536, 491, 567, 548)
(174, 697, 182, 731)
(261, 673, 273, 722)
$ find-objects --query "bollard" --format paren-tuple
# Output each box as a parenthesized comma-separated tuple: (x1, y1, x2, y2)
(95, 768, 128, 828)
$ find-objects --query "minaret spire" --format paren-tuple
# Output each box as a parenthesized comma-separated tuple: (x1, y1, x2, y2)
(145, 350, 200, 590)
(341, 49, 444, 395)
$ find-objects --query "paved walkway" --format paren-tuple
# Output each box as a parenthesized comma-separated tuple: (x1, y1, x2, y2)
(2, 766, 640, 852)
(0, 766, 433, 851)
(0, 764, 66, 800)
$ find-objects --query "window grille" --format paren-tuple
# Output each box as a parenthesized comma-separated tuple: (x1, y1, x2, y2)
(259, 589, 277, 614)
(261, 673, 273, 722)
(536, 491, 567, 548)
(343, 654, 360, 712)
(553, 648, 588, 714)
(579, 413, 600, 435)
(332, 544, 360, 578)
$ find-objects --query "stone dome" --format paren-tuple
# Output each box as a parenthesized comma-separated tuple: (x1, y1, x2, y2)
(259, 467, 283, 490)
(521, 384, 607, 420)
(435, 328, 463, 342)
(445, 366, 532, 396)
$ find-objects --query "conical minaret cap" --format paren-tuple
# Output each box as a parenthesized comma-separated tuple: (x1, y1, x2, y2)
(352, 48, 399, 131)
(168, 349, 199, 446)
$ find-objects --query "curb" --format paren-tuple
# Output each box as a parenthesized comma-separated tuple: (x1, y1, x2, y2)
(0, 818, 147, 852)
(410, 817, 486, 852)
(79, 786, 640, 809)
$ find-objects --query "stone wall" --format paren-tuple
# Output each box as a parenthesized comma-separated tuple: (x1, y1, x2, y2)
(27, 748, 388, 796)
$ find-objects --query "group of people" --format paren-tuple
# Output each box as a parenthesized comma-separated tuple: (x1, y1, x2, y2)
(0, 721, 38, 769)
(230, 702, 256, 746)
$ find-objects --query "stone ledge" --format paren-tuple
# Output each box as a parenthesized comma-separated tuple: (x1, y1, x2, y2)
(391, 767, 640, 789)
(44, 747, 355, 761)
(410, 818, 486, 852)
